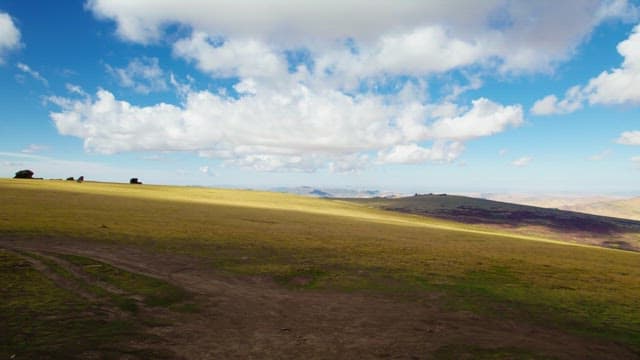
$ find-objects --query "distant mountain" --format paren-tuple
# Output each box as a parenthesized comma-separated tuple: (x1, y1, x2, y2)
(344, 194, 640, 251)
(309, 189, 331, 197)
(271, 186, 404, 198)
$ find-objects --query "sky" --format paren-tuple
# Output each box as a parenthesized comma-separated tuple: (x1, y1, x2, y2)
(1, 0, 640, 195)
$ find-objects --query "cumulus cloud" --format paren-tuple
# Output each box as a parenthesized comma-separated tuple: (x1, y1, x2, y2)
(54, 1, 633, 172)
(428, 98, 523, 140)
(533, 22, 640, 115)
(106, 57, 167, 93)
(584, 24, 640, 105)
(328, 154, 369, 173)
(0, 12, 20, 64)
(617, 131, 640, 145)
(377, 141, 464, 164)
(511, 156, 532, 167)
(16, 62, 48, 86)
(174, 33, 287, 80)
(48, 85, 523, 171)
(87, 0, 635, 74)
(351, 26, 484, 76)
(530, 86, 584, 115)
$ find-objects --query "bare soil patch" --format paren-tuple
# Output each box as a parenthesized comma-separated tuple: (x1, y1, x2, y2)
(1, 236, 636, 359)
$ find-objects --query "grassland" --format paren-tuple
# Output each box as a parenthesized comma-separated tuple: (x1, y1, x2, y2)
(345, 194, 640, 251)
(1, 248, 187, 359)
(1, 179, 639, 358)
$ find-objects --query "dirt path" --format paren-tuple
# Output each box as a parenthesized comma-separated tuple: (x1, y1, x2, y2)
(1, 237, 636, 359)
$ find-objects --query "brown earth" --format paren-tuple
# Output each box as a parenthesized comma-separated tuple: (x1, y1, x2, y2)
(1, 236, 636, 360)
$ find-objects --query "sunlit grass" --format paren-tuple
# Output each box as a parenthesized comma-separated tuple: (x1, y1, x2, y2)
(1, 178, 639, 351)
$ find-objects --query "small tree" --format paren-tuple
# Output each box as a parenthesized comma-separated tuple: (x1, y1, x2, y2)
(14, 169, 34, 179)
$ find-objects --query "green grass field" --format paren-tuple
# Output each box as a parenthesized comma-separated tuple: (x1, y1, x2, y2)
(1, 248, 184, 359)
(1, 179, 640, 357)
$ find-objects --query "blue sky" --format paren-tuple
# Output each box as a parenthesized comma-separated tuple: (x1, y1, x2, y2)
(1, 0, 640, 194)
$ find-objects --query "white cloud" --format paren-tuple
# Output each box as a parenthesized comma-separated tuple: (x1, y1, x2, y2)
(173, 32, 287, 80)
(511, 156, 532, 167)
(632, 155, 640, 166)
(66, 83, 89, 97)
(359, 26, 484, 76)
(617, 131, 640, 145)
(499, 148, 508, 156)
(596, 0, 639, 21)
(169, 73, 195, 98)
(328, 154, 369, 173)
(223, 154, 325, 173)
(377, 141, 464, 164)
(588, 149, 612, 161)
(584, 24, 640, 105)
(198, 165, 216, 176)
(106, 57, 167, 94)
(88, 0, 636, 74)
(0, 12, 20, 64)
(55, 1, 635, 172)
(530, 86, 584, 115)
(445, 74, 483, 101)
(16, 62, 48, 86)
(171, 27, 486, 91)
(86, 0, 494, 44)
(530, 95, 560, 115)
(48, 86, 522, 171)
(428, 98, 523, 140)
(21, 144, 48, 154)
(533, 23, 640, 114)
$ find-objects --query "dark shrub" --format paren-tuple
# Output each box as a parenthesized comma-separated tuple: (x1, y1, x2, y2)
(14, 169, 34, 179)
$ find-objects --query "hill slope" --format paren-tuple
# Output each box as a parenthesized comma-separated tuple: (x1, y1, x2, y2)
(343, 194, 640, 251)
(1, 179, 640, 358)
(561, 197, 640, 222)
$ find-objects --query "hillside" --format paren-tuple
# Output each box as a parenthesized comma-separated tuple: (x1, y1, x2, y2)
(481, 194, 640, 221)
(1, 179, 640, 359)
(344, 194, 640, 251)
(561, 197, 640, 222)
(482, 193, 622, 209)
